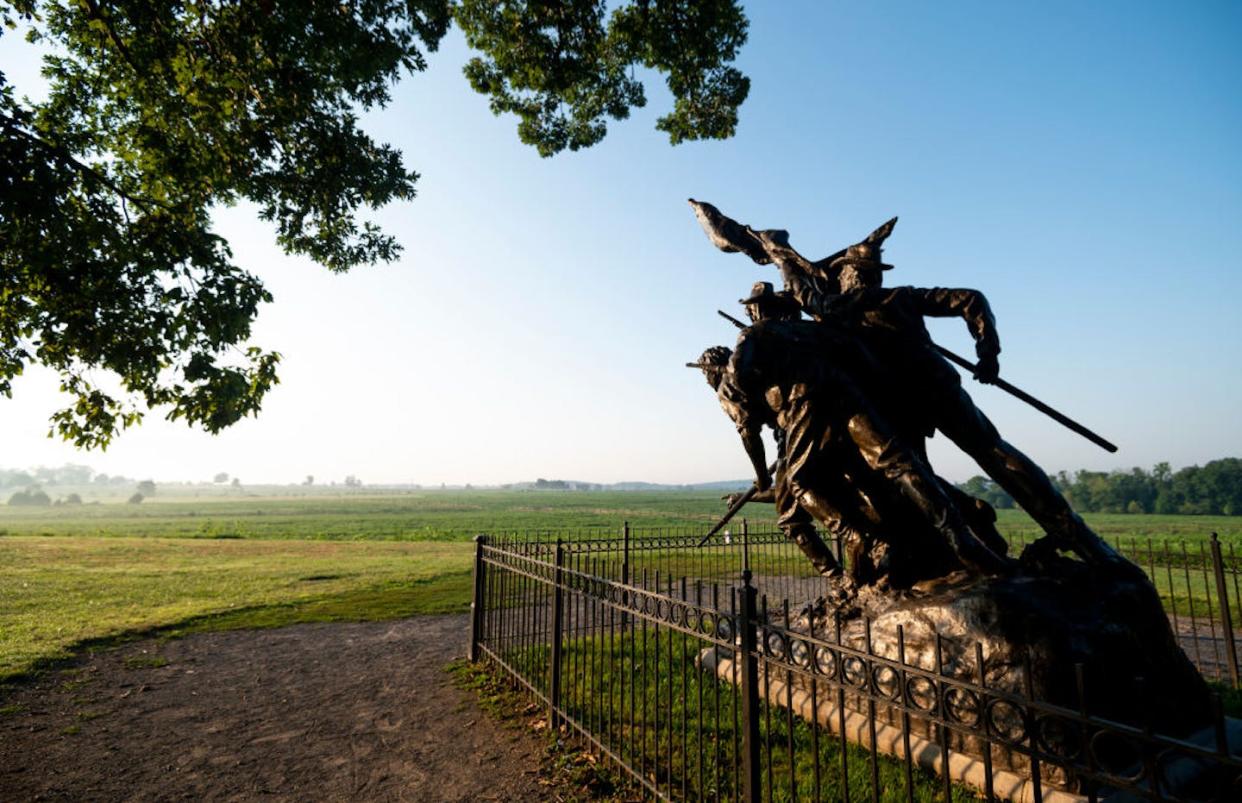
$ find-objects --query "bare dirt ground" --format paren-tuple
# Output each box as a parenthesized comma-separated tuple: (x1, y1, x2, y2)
(0, 615, 574, 802)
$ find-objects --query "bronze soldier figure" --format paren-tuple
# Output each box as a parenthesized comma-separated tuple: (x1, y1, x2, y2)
(739, 281, 800, 324)
(724, 283, 1013, 586)
(689, 199, 1117, 566)
(691, 317, 1010, 578)
(789, 220, 1118, 565)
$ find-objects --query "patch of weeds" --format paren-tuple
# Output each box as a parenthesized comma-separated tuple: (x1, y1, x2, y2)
(446, 659, 526, 723)
(61, 724, 81, 736)
(447, 660, 636, 802)
(123, 654, 169, 670)
(76, 709, 106, 721)
(0, 703, 25, 717)
(59, 678, 89, 692)
(541, 738, 629, 802)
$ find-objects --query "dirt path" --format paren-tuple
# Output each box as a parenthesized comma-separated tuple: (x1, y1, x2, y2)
(0, 615, 568, 802)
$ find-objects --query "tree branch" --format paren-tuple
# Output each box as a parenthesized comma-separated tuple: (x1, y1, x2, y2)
(1, 113, 167, 211)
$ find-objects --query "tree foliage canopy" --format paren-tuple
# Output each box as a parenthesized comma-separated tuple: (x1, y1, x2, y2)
(457, 0, 749, 155)
(0, 0, 749, 448)
(958, 459, 1242, 516)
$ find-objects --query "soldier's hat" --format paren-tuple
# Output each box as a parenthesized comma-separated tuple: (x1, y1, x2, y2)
(828, 217, 899, 271)
(739, 281, 798, 310)
(685, 346, 732, 370)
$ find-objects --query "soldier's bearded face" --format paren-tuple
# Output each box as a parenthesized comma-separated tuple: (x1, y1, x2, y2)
(839, 264, 881, 292)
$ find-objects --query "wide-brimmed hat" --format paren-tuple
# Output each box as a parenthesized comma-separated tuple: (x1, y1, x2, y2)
(828, 217, 898, 271)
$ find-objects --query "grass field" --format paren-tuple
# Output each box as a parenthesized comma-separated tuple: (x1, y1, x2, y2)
(1, 490, 1239, 682)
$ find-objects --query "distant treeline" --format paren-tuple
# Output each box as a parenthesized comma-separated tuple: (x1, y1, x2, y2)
(0, 465, 133, 488)
(958, 459, 1242, 515)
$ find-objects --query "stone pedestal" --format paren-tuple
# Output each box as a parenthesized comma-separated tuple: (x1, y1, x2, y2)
(798, 556, 1212, 740)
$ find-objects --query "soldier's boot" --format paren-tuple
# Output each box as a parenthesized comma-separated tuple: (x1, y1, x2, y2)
(944, 483, 1010, 558)
(886, 473, 1011, 576)
(786, 523, 842, 578)
(945, 527, 1013, 576)
(1022, 510, 1122, 566)
(1053, 511, 1122, 564)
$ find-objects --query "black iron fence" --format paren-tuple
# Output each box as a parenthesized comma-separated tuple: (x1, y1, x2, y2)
(468, 525, 1242, 801)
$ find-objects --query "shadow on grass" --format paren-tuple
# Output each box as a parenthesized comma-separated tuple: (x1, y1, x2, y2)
(0, 570, 474, 688)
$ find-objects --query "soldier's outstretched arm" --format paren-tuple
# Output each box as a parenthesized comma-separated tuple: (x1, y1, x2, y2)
(910, 287, 1002, 381)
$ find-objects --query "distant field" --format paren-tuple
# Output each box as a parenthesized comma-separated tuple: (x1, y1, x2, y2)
(2, 490, 1239, 543)
(1, 490, 1239, 682)
(0, 490, 754, 540)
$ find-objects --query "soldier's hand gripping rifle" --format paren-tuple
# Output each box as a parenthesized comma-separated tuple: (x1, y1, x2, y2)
(697, 461, 778, 548)
(694, 199, 1119, 453)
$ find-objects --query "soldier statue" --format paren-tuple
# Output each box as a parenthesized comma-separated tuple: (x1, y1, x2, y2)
(715, 281, 1012, 588)
(689, 304, 1010, 579)
(689, 200, 1119, 568)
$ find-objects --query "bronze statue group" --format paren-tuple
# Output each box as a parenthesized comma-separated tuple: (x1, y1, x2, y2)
(686, 200, 1122, 594)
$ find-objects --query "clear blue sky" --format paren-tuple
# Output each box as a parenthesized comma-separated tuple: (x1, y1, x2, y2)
(2, 1, 1240, 485)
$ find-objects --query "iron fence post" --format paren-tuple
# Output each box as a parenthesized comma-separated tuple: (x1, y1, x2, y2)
(622, 520, 631, 584)
(1209, 532, 1240, 687)
(549, 538, 566, 727)
(739, 566, 762, 802)
(621, 521, 630, 630)
(469, 534, 487, 662)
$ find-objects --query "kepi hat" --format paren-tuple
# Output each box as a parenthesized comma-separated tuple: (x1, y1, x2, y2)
(739, 281, 798, 310)
(685, 345, 732, 370)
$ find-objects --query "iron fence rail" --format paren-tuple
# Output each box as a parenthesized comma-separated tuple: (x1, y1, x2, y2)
(469, 525, 1242, 801)
(480, 524, 1242, 685)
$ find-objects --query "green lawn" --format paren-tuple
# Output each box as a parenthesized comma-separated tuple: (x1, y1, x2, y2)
(0, 490, 1238, 683)
(0, 536, 473, 681)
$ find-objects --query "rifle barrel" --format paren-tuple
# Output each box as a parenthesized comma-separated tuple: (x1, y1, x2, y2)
(934, 345, 1118, 453)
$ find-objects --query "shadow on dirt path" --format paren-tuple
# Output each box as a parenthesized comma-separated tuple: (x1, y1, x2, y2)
(0, 615, 566, 802)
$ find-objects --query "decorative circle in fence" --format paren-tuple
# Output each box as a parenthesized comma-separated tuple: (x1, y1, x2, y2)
(1088, 730, 1146, 782)
(814, 646, 838, 678)
(1036, 714, 1084, 762)
(945, 687, 983, 729)
(765, 630, 790, 660)
(791, 638, 811, 668)
(983, 698, 1026, 744)
(905, 675, 938, 712)
(842, 656, 868, 688)
(872, 665, 901, 701)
